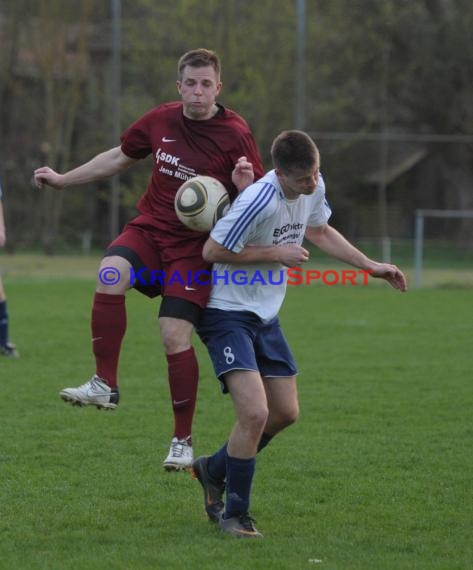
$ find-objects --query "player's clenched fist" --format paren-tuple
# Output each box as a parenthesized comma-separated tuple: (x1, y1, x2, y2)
(33, 167, 65, 189)
(274, 244, 310, 267)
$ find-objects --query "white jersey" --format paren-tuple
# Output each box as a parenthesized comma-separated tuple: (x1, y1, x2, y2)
(207, 169, 332, 321)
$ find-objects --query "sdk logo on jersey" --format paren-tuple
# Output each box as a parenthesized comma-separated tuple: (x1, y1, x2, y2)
(155, 148, 180, 166)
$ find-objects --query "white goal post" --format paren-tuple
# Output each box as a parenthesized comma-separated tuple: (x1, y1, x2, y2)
(414, 209, 473, 288)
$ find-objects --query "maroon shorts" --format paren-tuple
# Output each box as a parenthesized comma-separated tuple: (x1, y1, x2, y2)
(105, 215, 211, 308)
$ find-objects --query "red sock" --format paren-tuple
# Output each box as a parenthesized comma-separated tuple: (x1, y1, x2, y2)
(166, 347, 199, 441)
(91, 292, 126, 388)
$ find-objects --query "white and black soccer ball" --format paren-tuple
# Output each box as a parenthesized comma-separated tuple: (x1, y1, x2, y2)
(174, 175, 230, 232)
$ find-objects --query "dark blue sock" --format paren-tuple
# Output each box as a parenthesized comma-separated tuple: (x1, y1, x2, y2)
(224, 455, 256, 518)
(0, 300, 8, 347)
(208, 432, 274, 482)
(257, 432, 274, 452)
(207, 443, 227, 481)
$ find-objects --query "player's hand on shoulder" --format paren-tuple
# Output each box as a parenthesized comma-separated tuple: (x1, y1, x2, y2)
(232, 156, 255, 192)
(33, 167, 65, 190)
(369, 262, 408, 292)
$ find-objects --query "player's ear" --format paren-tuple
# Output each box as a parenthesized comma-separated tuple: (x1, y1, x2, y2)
(275, 168, 289, 184)
(176, 80, 182, 94)
(215, 81, 222, 95)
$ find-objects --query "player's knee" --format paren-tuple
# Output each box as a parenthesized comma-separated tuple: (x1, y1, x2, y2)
(285, 404, 300, 426)
(160, 318, 193, 354)
(96, 256, 131, 294)
(278, 402, 300, 428)
(162, 334, 191, 354)
(245, 406, 269, 434)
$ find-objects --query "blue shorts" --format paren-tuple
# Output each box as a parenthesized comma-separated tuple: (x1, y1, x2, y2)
(196, 308, 297, 393)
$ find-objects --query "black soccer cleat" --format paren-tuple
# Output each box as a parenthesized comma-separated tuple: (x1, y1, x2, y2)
(219, 512, 263, 538)
(191, 455, 225, 523)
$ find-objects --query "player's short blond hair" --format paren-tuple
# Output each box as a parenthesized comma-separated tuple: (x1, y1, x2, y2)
(177, 49, 221, 81)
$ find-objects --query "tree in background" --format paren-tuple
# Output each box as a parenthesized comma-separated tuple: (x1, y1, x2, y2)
(0, 0, 472, 252)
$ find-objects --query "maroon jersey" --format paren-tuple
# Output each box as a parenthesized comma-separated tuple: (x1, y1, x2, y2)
(120, 102, 263, 245)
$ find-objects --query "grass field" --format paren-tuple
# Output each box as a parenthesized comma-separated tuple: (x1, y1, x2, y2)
(0, 255, 472, 569)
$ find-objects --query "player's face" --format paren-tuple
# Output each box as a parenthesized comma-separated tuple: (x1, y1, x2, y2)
(277, 166, 320, 200)
(177, 65, 222, 120)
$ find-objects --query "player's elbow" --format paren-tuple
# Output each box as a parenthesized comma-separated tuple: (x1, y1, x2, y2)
(305, 223, 329, 248)
(202, 238, 224, 263)
(202, 238, 217, 262)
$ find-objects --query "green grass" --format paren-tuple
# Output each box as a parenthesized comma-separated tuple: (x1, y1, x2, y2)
(0, 263, 472, 569)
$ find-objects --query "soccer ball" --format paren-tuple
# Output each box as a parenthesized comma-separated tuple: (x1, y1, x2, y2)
(174, 175, 230, 232)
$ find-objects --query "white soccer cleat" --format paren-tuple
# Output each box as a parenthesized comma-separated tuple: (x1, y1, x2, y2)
(0, 342, 20, 357)
(59, 375, 119, 410)
(163, 436, 194, 471)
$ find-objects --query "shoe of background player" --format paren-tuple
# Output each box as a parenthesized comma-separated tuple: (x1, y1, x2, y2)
(191, 455, 225, 522)
(219, 513, 263, 538)
(163, 436, 194, 471)
(59, 375, 119, 410)
(0, 342, 19, 357)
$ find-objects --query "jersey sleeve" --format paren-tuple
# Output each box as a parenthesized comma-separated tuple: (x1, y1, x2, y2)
(120, 109, 155, 159)
(210, 181, 277, 253)
(221, 110, 264, 182)
(307, 175, 332, 227)
(232, 131, 264, 181)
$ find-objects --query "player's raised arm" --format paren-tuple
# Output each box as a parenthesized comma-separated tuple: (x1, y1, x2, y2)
(305, 224, 407, 291)
(231, 156, 256, 192)
(34, 146, 138, 190)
